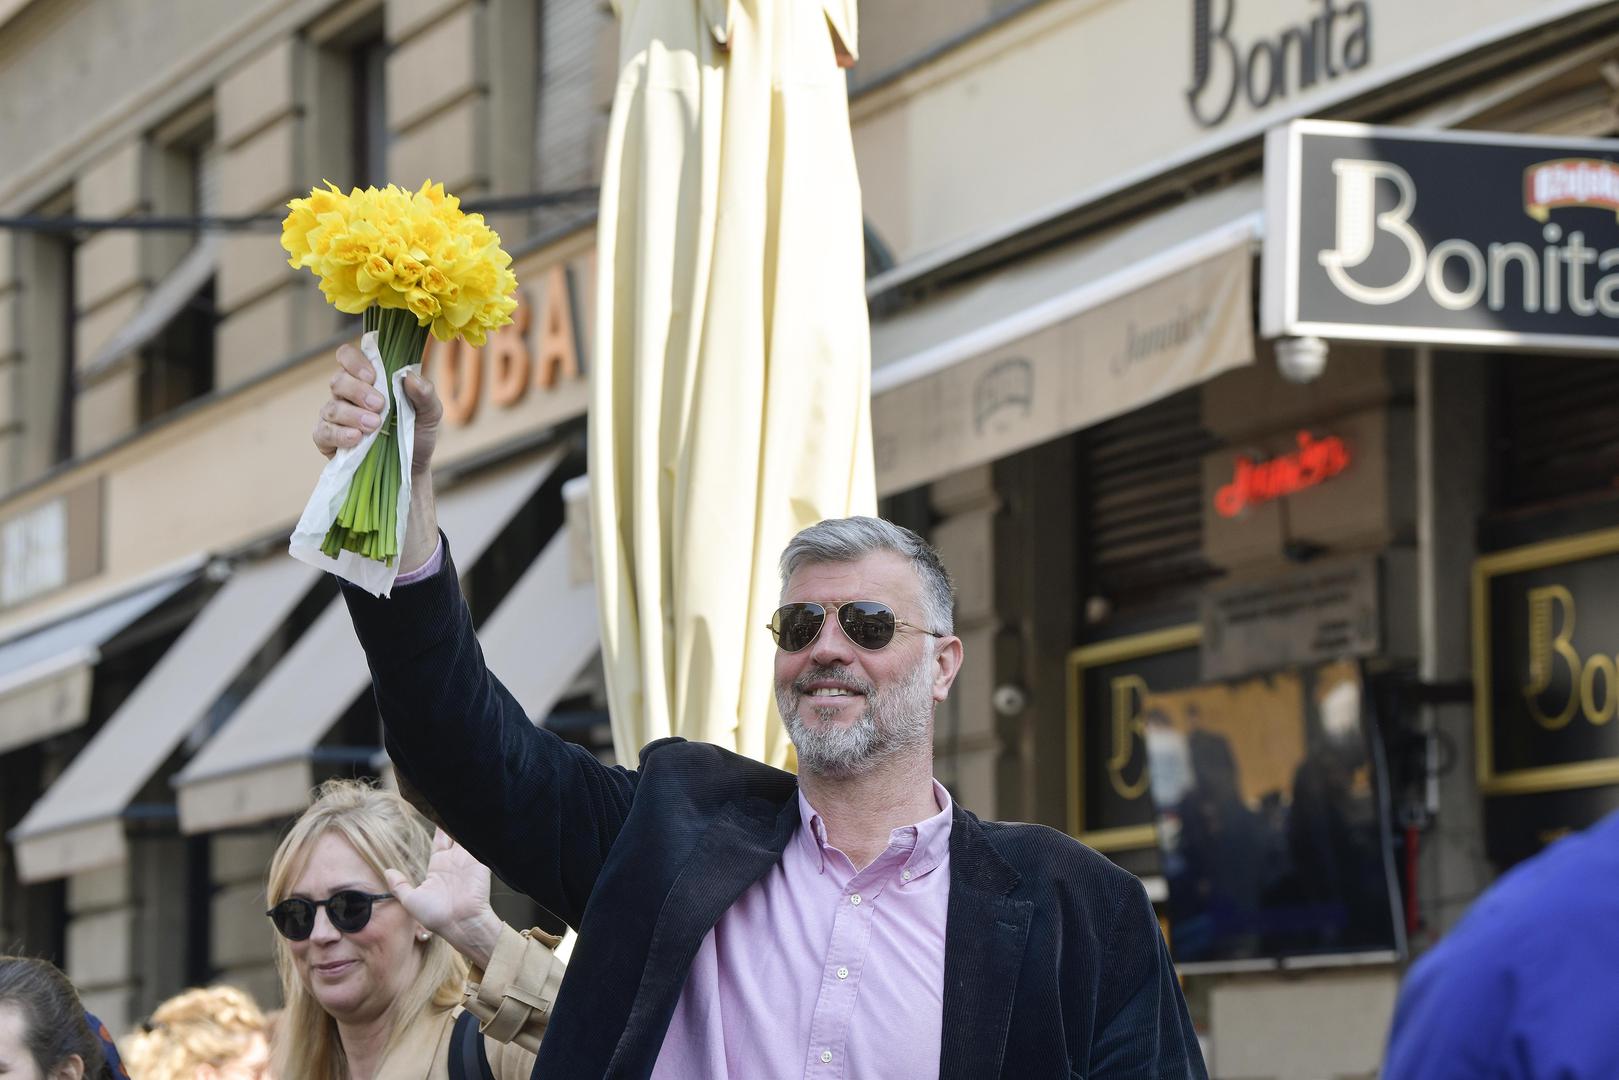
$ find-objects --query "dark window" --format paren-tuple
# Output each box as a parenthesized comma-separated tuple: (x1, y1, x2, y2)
(532, 0, 615, 238)
(0, 746, 67, 962)
(138, 279, 216, 420)
(1490, 352, 1619, 514)
(310, 20, 388, 332)
(51, 222, 76, 465)
(351, 36, 389, 189)
(139, 125, 217, 424)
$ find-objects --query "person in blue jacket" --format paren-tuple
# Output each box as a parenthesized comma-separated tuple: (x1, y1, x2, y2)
(1382, 808, 1619, 1079)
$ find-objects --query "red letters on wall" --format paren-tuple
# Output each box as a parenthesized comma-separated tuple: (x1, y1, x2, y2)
(1214, 431, 1352, 518)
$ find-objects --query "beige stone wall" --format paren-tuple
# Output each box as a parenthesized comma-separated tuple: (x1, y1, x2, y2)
(0, 231, 594, 644)
(0, 0, 337, 490)
(211, 830, 284, 1011)
(214, 34, 314, 393)
(60, 836, 190, 1034)
(72, 141, 150, 455)
(929, 466, 1003, 816)
(66, 863, 136, 1033)
(847, 0, 1612, 266)
(386, 0, 491, 194)
(201, 0, 544, 391)
(0, 0, 599, 504)
(0, 0, 240, 200)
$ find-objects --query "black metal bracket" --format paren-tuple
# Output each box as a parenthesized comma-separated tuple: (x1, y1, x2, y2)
(1399, 679, 1476, 707)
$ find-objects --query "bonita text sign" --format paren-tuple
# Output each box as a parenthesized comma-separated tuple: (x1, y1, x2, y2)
(1263, 120, 1619, 352)
(1187, 0, 1371, 127)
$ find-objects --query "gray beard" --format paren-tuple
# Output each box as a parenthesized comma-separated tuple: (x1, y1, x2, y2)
(778, 654, 935, 778)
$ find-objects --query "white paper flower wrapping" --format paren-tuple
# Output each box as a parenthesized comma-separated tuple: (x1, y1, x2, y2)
(288, 331, 419, 597)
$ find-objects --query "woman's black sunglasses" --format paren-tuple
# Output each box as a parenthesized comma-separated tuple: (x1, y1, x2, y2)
(768, 600, 944, 653)
(266, 890, 395, 941)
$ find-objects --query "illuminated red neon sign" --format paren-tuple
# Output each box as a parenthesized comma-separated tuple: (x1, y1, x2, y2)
(1214, 431, 1351, 518)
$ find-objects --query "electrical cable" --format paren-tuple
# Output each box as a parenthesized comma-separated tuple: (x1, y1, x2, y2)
(0, 187, 600, 234)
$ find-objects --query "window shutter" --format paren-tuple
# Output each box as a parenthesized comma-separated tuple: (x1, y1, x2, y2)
(1082, 389, 1220, 607)
(1496, 354, 1619, 511)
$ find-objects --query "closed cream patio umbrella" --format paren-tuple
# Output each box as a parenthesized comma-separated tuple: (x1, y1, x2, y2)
(592, 0, 875, 768)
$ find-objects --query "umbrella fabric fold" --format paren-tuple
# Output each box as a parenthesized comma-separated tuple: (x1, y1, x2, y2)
(592, 0, 876, 768)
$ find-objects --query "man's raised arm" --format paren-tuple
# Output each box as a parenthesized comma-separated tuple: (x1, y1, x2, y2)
(314, 344, 634, 926)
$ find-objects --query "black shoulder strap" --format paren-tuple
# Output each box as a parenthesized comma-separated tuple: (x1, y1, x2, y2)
(449, 1011, 497, 1080)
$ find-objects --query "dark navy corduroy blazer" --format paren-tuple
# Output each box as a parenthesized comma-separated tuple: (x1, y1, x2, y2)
(344, 542, 1207, 1079)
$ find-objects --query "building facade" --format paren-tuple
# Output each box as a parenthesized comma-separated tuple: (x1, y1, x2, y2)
(849, 3, 1619, 1076)
(0, 0, 1617, 1075)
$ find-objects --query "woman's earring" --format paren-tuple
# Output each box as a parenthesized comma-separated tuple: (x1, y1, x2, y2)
(418, 931, 431, 942)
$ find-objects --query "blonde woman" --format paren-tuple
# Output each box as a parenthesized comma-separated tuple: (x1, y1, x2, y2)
(264, 779, 563, 1079)
(122, 986, 269, 1080)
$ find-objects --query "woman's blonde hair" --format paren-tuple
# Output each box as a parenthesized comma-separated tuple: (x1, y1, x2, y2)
(122, 985, 266, 1080)
(265, 778, 466, 1080)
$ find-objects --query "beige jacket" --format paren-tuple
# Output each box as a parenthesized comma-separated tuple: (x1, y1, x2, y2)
(375, 925, 565, 1079)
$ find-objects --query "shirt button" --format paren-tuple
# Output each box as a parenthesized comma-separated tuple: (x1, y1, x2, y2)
(850, 893, 862, 906)
(901, 869, 912, 882)
(836, 965, 849, 980)
(821, 1050, 833, 1063)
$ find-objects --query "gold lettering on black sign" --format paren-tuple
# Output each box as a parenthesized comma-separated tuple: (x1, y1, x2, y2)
(1109, 674, 1150, 799)
(1522, 585, 1617, 730)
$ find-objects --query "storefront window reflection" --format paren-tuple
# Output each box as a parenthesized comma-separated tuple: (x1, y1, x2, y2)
(1148, 661, 1402, 965)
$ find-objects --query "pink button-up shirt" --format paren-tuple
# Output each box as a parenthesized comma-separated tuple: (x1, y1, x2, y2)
(651, 781, 953, 1079)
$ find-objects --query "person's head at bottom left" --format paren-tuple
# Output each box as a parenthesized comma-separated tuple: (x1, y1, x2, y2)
(0, 955, 114, 1080)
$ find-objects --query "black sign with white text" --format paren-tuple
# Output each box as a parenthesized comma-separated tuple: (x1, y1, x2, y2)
(1263, 120, 1619, 351)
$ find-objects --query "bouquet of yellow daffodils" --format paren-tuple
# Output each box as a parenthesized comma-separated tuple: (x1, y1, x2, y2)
(282, 181, 517, 591)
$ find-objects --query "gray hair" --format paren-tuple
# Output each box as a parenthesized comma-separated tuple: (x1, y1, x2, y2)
(779, 516, 955, 635)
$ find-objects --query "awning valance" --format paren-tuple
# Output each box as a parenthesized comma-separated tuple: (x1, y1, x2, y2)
(0, 566, 200, 755)
(8, 552, 321, 881)
(869, 182, 1262, 495)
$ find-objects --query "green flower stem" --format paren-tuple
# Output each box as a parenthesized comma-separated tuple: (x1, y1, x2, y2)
(320, 306, 430, 566)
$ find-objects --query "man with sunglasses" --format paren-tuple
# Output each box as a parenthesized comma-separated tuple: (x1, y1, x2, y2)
(316, 349, 1205, 1078)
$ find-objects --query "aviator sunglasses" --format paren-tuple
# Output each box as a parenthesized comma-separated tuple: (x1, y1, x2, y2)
(266, 890, 396, 941)
(768, 600, 944, 653)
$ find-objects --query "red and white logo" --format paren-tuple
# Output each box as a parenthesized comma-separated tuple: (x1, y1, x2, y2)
(1524, 159, 1619, 222)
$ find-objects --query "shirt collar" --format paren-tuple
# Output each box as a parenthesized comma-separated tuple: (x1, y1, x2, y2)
(904, 779, 954, 881)
(795, 780, 954, 878)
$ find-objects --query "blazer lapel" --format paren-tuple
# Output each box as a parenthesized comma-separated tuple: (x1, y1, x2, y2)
(940, 808, 1033, 1080)
(607, 795, 801, 1077)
